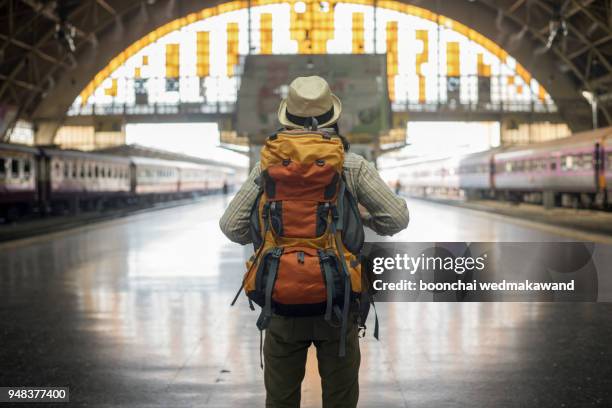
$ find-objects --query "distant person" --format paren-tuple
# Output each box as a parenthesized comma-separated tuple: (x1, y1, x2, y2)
(395, 179, 402, 195)
(222, 180, 229, 195)
(220, 76, 409, 408)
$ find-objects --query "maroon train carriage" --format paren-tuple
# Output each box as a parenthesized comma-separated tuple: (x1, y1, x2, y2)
(176, 162, 237, 194)
(493, 127, 610, 206)
(132, 158, 240, 198)
(394, 126, 611, 209)
(130, 157, 181, 198)
(39, 147, 132, 213)
(0, 142, 38, 220)
(0, 143, 246, 223)
(175, 161, 212, 193)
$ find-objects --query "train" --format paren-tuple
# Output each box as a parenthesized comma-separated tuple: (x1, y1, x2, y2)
(0, 142, 243, 222)
(389, 126, 612, 209)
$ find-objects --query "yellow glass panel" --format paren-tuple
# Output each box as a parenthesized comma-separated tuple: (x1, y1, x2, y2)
(416, 30, 428, 103)
(477, 53, 491, 77)
(515, 63, 531, 84)
(227, 22, 240, 77)
(446, 41, 460, 76)
(142, 55, 149, 65)
(418, 75, 425, 103)
(134, 67, 141, 79)
(77, 0, 552, 106)
(197, 31, 210, 77)
(415, 29, 428, 75)
(260, 13, 273, 54)
(104, 78, 118, 97)
(538, 84, 546, 101)
(352, 13, 365, 54)
(290, 0, 335, 54)
(386, 21, 398, 101)
(165, 43, 180, 78)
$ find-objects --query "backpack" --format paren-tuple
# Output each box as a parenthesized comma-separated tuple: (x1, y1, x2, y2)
(231, 128, 376, 357)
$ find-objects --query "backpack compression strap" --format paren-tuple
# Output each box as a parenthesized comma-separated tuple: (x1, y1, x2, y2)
(230, 198, 271, 308)
(331, 178, 352, 357)
(256, 247, 283, 331)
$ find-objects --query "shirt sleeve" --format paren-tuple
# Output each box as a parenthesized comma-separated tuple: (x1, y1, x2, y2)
(354, 158, 409, 236)
(219, 163, 262, 245)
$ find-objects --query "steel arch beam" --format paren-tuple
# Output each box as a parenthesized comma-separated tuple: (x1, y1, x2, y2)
(28, 0, 596, 143)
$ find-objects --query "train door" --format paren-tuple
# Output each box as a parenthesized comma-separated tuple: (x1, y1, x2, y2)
(489, 155, 496, 193)
(129, 162, 137, 194)
(36, 152, 50, 213)
(594, 142, 606, 191)
(594, 141, 607, 206)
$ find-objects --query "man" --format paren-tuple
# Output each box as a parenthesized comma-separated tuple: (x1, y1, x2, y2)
(220, 76, 409, 408)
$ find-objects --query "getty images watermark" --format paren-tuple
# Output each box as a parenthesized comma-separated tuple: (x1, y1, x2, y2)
(361, 242, 608, 302)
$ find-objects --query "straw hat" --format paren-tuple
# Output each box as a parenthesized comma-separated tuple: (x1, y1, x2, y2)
(278, 76, 342, 129)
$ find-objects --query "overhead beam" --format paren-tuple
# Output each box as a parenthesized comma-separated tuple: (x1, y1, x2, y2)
(0, 33, 70, 67)
(0, 73, 44, 92)
(95, 0, 117, 16)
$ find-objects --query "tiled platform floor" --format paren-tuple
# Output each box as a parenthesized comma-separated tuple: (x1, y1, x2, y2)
(1, 196, 611, 407)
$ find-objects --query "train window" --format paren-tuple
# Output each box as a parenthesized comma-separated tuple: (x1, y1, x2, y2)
(24, 159, 31, 178)
(550, 160, 557, 171)
(64, 161, 69, 177)
(72, 162, 77, 178)
(582, 154, 593, 170)
(539, 160, 546, 171)
(94, 165, 99, 178)
(11, 159, 20, 178)
(88, 164, 93, 178)
(562, 156, 572, 171)
(80, 164, 85, 178)
(54, 161, 61, 177)
(0, 158, 5, 178)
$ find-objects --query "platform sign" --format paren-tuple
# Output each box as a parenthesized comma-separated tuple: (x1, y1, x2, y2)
(236, 54, 391, 144)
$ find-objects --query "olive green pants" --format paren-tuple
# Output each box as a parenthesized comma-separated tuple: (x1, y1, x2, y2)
(263, 313, 360, 408)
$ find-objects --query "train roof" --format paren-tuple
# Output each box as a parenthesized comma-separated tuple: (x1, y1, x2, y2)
(129, 156, 182, 168)
(497, 126, 612, 158)
(40, 147, 132, 163)
(96, 144, 247, 171)
(0, 142, 39, 154)
(384, 147, 501, 169)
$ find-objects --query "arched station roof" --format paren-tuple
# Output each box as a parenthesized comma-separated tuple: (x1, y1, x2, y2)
(0, 0, 610, 140)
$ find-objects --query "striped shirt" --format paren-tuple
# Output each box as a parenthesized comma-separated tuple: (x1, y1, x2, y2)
(220, 152, 409, 245)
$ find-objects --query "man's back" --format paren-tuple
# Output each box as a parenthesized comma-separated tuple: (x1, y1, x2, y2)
(220, 150, 409, 244)
(219, 75, 409, 408)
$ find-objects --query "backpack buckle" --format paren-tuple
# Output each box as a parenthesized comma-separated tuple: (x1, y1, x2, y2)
(271, 247, 283, 258)
(318, 249, 330, 262)
(331, 205, 339, 221)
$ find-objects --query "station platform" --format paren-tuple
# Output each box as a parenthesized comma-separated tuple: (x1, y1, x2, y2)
(1, 196, 611, 407)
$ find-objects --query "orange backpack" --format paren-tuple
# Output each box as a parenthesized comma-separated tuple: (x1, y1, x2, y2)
(231, 129, 369, 357)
